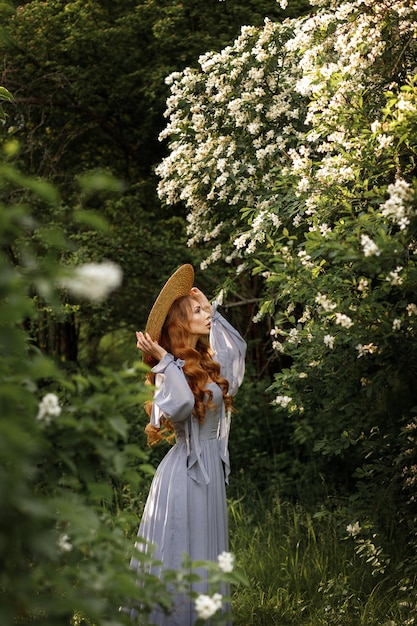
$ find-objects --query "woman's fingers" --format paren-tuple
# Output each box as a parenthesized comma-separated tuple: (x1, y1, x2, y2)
(190, 287, 212, 313)
(136, 331, 151, 351)
(135, 332, 166, 361)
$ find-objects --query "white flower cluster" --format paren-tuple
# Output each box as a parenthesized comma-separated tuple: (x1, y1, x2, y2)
(386, 266, 403, 286)
(57, 533, 72, 552)
(193, 551, 234, 619)
(36, 393, 61, 424)
(60, 261, 123, 303)
(218, 550, 234, 573)
(380, 178, 414, 231)
(315, 293, 336, 312)
(195, 593, 223, 620)
(275, 395, 292, 408)
(156, 0, 417, 375)
(334, 313, 353, 329)
(356, 343, 378, 358)
(323, 334, 335, 349)
(392, 318, 401, 331)
(346, 521, 361, 537)
(361, 234, 380, 257)
(287, 328, 299, 344)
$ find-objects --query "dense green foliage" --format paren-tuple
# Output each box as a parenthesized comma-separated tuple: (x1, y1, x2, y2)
(0, 146, 146, 624)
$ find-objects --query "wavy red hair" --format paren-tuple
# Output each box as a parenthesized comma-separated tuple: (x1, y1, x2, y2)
(144, 295, 232, 445)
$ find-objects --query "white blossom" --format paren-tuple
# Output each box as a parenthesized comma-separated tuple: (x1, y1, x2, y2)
(298, 250, 313, 268)
(386, 266, 403, 286)
(315, 293, 336, 312)
(356, 343, 378, 358)
(320, 223, 331, 237)
(371, 120, 382, 134)
(252, 311, 264, 323)
(272, 340, 285, 353)
(58, 533, 72, 552)
(407, 303, 417, 316)
(298, 307, 311, 323)
(392, 318, 401, 331)
(361, 234, 380, 257)
(324, 334, 335, 349)
(60, 261, 123, 303)
(357, 278, 369, 292)
(376, 134, 393, 153)
(380, 178, 414, 230)
(218, 551, 234, 573)
(233, 232, 251, 250)
(335, 313, 353, 329)
(346, 522, 361, 537)
(195, 593, 222, 620)
(297, 177, 310, 193)
(287, 328, 299, 344)
(36, 393, 61, 424)
(275, 395, 292, 408)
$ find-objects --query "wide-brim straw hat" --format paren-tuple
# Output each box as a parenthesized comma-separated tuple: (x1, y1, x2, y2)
(144, 264, 194, 354)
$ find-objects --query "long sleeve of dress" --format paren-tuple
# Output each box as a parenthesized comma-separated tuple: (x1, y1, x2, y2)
(210, 300, 247, 396)
(150, 353, 195, 428)
(210, 301, 247, 483)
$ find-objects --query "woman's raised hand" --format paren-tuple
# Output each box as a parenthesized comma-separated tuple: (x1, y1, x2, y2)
(135, 331, 167, 362)
(190, 287, 213, 315)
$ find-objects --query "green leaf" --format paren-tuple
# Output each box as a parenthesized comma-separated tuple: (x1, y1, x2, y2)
(107, 415, 128, 439)
(77, 170, 125, 193)
(0, 86, 13, 102)
(73, 209, 110, 232)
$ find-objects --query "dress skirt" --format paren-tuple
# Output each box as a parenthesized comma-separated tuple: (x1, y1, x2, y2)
(130, 388, 232, 625)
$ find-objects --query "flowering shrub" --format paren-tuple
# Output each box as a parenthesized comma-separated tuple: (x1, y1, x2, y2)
(157, 0, 417, 576)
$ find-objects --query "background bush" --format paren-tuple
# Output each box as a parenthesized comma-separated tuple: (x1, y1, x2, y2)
(0, 145, 168, 625)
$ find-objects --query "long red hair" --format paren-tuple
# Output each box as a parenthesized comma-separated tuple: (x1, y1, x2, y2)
(144, 295, 232, 445)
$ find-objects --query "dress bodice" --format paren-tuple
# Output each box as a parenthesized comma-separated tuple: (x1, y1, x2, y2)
(174, 383, 222, 443)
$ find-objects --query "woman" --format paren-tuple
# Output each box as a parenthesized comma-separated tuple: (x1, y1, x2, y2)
(129, 264, 246, 625)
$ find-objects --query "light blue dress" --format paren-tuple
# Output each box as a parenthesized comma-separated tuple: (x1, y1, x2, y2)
(129, 303, 246, 625)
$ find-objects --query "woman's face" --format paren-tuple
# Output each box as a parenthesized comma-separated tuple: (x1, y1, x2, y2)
(187, 298, 211, 339)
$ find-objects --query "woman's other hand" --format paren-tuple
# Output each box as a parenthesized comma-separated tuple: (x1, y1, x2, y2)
(190, 287, 213, 316)
(135, 331, 167, 362)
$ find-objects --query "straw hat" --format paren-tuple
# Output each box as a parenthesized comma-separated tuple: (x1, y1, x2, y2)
(144, 264, 194, 346)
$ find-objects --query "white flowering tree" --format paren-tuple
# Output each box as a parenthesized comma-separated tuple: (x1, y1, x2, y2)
(157, 0, 417, 577)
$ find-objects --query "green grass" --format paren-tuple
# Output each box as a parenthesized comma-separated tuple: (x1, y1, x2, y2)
(228, 492, 413, 626)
